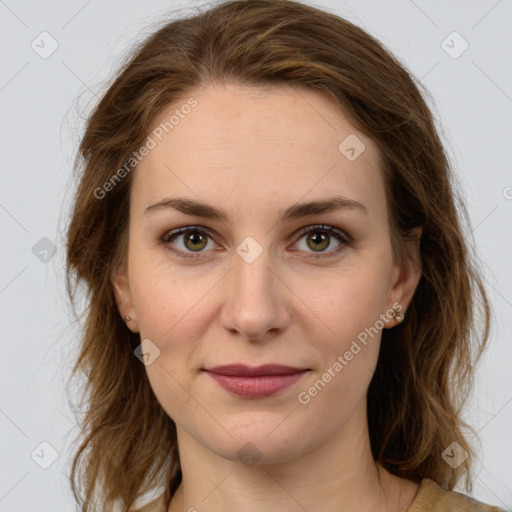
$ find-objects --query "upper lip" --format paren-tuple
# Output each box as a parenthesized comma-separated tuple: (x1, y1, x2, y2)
(203, 364, 307, 377)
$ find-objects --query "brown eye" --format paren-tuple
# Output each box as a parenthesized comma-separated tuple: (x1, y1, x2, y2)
(162, 227, 216, 260)
(305, 232, 330, 252)
(161, 224, 351, 261)
(293, 225, 351, 259)
(182, 231, 208, 251)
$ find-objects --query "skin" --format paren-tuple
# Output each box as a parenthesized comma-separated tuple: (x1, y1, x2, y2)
(112, 82, 423, 512)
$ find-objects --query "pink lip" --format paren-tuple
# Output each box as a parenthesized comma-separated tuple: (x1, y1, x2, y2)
(204, 364, 305, 376)
(203, 364, 309, 398)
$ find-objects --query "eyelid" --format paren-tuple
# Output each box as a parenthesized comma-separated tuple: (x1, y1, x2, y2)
(289, 224, 351, 259)
(161, 225, 216, 244)
(161, 225, 219, 260)
(161, 224, 351, 260)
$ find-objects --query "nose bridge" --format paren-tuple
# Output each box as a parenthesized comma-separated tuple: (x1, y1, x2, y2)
(234, 243, 274, 298)
(221, 238, 289, 339)
(231, 232, 274, 288)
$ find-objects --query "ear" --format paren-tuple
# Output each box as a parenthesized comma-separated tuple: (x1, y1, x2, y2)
(386, 226, 423, 327)
(111, 263, 139, 333)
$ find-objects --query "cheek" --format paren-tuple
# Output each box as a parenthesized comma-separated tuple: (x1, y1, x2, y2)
(130, 264, 207, 422)
(296, 277, 386, 424)
(128, 250, 212, 341)
(302, 265, 391, 346)
(293, 263, 391, 409)
(129, 241, 392, 416)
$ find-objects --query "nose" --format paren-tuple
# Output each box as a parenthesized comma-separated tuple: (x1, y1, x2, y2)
(220, 246, 292, 342)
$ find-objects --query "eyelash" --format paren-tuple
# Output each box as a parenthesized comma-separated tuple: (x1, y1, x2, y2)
(160, 224, 352, 261)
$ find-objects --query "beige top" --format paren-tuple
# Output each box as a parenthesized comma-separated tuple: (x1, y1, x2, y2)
(135, 478, 506, 512)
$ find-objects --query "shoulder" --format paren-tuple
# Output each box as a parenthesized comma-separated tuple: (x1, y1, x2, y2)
(129, 479, 508, 512)
(407, 478, 507, 512)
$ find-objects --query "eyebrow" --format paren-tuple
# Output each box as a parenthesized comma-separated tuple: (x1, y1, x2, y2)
(144, 195, 367, 223)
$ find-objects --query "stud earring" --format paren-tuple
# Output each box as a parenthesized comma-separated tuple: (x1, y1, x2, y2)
(125, 316, 131, 322)
(394, 308, 404, 324)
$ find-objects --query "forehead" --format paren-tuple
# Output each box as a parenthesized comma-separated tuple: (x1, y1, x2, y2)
(131, 82, 385, 219)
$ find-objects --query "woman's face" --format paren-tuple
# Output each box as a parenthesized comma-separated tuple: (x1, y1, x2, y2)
(112, 82, 421, 464)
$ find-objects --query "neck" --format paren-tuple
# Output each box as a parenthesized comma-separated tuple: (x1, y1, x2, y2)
(167, 403, 417, 512)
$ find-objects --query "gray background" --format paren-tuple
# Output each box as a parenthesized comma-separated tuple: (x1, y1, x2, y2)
(0, 0, 511, 510)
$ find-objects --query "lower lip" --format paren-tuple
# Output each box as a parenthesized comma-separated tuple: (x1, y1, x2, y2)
(205, 371, 307, 398)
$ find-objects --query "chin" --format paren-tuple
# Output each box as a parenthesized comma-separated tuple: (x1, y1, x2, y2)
(203, 413, 313, 466)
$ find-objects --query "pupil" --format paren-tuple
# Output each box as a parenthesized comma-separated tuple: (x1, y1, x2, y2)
(186, 232, 205, 251)
(309, 232, 328, 251)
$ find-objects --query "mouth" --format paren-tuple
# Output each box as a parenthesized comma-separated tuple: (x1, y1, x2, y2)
(203, 363, 308, 376)
(202, 364, 310, 398)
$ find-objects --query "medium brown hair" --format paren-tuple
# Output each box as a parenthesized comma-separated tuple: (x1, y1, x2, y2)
(65, 1, 492, 510)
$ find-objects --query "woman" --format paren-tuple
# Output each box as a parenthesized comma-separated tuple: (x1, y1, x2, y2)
(65, 1, 505, 511)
